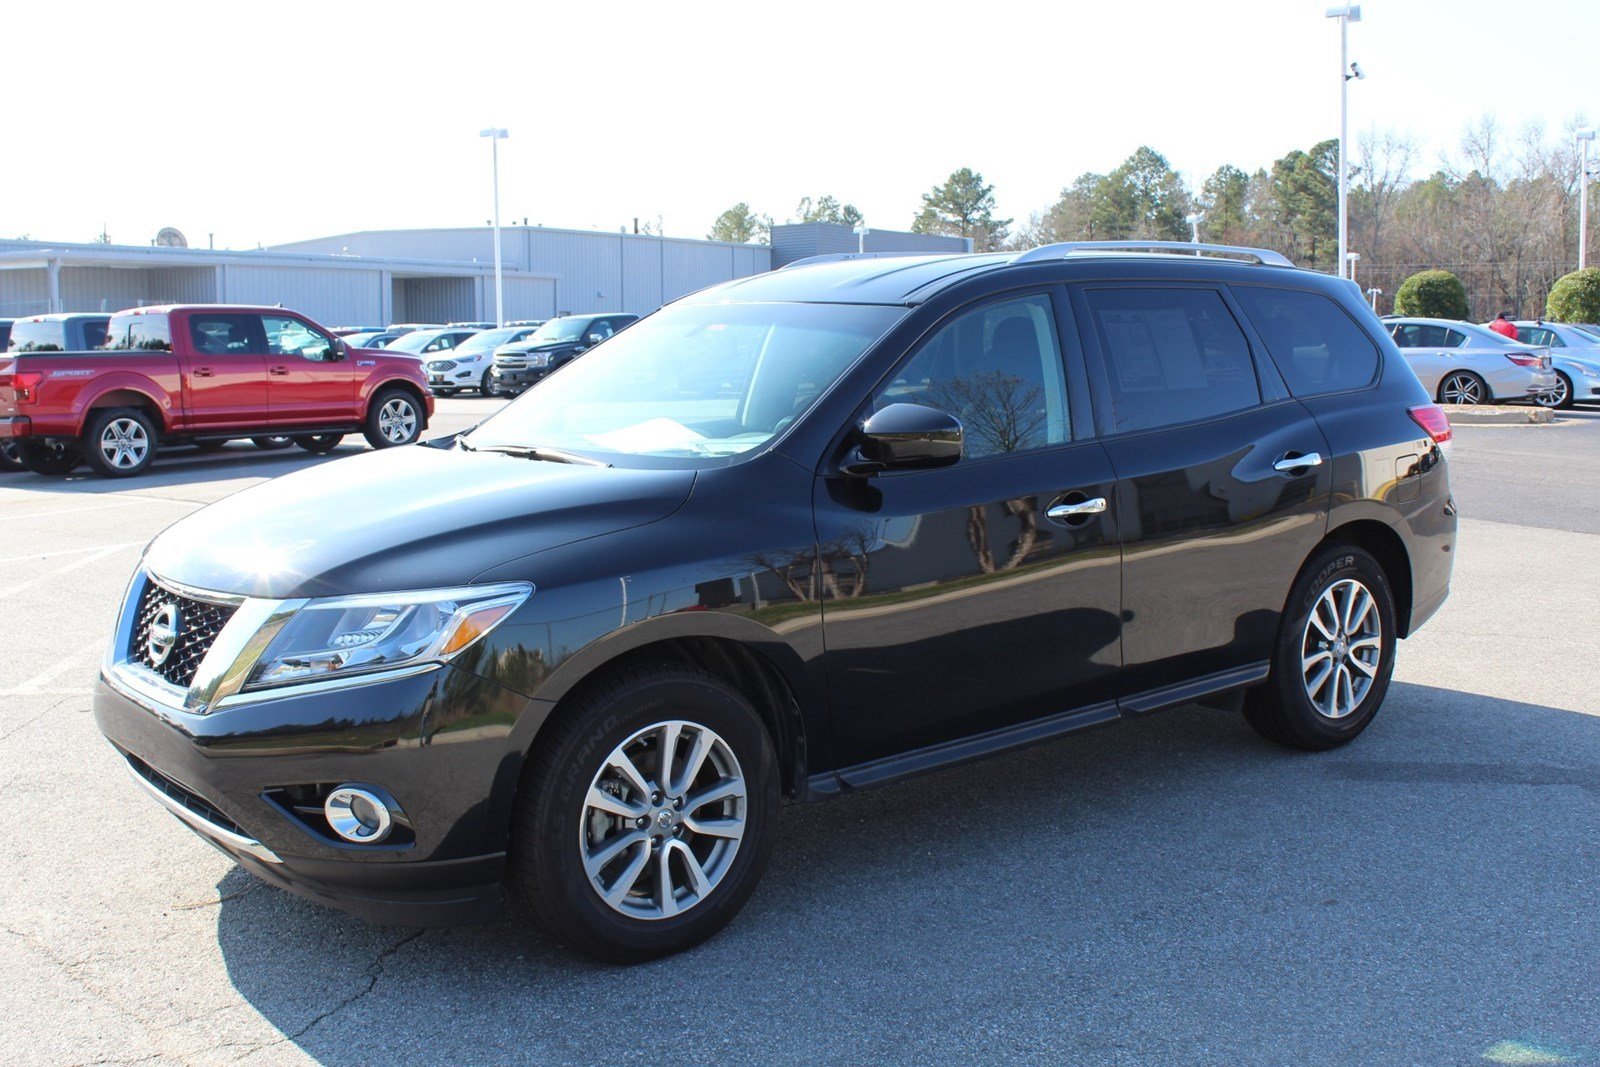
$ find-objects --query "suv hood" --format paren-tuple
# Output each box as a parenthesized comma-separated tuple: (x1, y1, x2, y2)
(142, 445, 694, 599)
(496, 340, 578, 356)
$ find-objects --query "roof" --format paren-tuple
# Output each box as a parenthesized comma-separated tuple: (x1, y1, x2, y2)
(684, 244, 1310, 307)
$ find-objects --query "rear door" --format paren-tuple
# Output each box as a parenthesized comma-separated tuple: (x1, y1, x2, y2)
(816, 289, 1123, 770)
(261, 313, 356, 426)
(1073, 283, 1331, 703)
(177, 312, 270, 431)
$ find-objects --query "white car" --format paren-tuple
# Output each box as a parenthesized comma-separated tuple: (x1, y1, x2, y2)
(424, 325, 542, 396)
(1499, 321, 1600, 409)
(1384, 318, 1556, 405)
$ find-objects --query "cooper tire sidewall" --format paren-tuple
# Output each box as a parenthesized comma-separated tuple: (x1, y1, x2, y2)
(1278, 548, 1397, 744)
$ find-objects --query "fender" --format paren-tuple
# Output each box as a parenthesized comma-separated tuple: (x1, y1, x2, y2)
(72, 373, 180, 434)
(358, 373, 431, 411)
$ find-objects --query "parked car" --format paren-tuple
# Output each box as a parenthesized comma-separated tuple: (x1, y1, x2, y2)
(330, 326, 383, 337)
(384, 327, 481, 361)
(426, 325, 543, 396)
(92, 242, 1455, 961)
(386, 323, 444, 335)
(0, 304, 432, 477)
(489, 313, 638, 395)
(1497, 320, 1600, 409)
(340, 330, 404, 349)
(1384, 317, 1556, 404)
(448, 321, 499, 330)
(0, 318, 13, 353)
(6, 312, 112, 353)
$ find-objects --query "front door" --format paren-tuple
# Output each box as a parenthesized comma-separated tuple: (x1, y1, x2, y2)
(1074, 284, 1332, 703)
(179, 312, 269, 431)
(261, 314, 356, 426)
(814, 290, 1122, 773)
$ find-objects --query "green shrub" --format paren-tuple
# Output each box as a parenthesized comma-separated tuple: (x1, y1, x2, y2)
(1394, 270, 1470, 320)
(1545, 268, 1600, 323)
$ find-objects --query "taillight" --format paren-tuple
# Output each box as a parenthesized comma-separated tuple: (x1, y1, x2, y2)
(0, 370, 45, 404)
(1505, 353, 1542, 369)
(1409, 403, 1453, 451)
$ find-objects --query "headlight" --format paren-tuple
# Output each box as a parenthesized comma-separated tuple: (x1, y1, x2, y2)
(244, 583, 531, 691)
(527, 352, 550, 367)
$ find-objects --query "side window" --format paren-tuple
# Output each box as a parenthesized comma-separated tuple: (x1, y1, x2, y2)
(1231, 286, 1379, 396)
(1084, 288, 1260, 433)
(263, 315, 334, 361)
(1442, 329, 1469, 348)
(1519, 327, 1559, 347)
(80, 320, 109, 350)
(872, 292, 1070, 461)
(589, 320, 615, 342)
(188, 314, 262, 356)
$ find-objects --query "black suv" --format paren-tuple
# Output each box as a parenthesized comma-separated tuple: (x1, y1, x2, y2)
(489, 312, 637, 395)
(94, 243, 1455, 962)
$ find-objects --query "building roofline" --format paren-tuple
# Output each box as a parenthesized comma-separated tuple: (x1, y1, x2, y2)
(0, 240, 558, 278)
(266, 224, 772, 254)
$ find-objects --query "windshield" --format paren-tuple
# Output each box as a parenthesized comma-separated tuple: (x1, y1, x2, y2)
(7, 320, 66, 352)
(529, 318, 591, 343)
(343, 331, 384, 347)
(454, 327, 525, 355)
(1569, 324, 1600, 344)
(385, 330, 445, 354)
(463, 301, 904, 464)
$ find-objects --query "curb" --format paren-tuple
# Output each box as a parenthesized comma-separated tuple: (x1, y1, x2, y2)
(1443, 405, 1557, 426)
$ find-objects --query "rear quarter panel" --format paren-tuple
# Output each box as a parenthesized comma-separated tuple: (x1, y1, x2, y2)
(3, 353, 181, 435)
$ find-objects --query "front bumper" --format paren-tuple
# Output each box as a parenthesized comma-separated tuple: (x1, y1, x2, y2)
(93, 659, 531, 926)
(489, 365, 551, 393)
(0, 416, 31, 439)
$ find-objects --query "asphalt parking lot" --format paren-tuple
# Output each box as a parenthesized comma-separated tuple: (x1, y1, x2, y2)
(3, 399, 1599, 1066)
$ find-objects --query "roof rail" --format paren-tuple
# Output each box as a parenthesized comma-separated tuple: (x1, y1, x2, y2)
(1012, 241, 1295, 268)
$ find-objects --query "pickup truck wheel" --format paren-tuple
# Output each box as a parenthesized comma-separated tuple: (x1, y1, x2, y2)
(21, 441, 81, 476)
(365, 389, 423, 448)
(0, 441, 25, 472)
(482, 370, 502, 397)
(85, 408, 157, 477)
(294, 434, 344, 454)
(251, 436, 293, 451)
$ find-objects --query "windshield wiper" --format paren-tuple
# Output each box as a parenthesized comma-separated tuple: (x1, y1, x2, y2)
(466, 443, 611, 467)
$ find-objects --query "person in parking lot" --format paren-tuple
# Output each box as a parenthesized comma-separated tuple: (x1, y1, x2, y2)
(1489, 312, 1518, 339)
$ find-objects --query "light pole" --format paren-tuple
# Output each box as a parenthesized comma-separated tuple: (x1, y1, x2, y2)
(1346, 251, 1361, 282)
(1185, 211, 1206, 253)
(1578, 128, 1595, 271)
(852, 224, 870, 254)
(1366, 286, 1382, 311)
(1326, 5, 1362, 279)
(479, 127, 509, 326)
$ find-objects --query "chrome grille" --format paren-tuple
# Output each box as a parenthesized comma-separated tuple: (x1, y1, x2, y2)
(494, 355, 527, 368)
(426, 359, 457, 372)
(129, 578, 237, 688)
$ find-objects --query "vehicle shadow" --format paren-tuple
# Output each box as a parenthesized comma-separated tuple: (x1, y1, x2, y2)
(0, 442, 368, 496)
(212, 681, 1600, 1064)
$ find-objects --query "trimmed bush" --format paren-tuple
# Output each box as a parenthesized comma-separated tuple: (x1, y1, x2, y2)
(1394, 270, 1470, 320)
(1545, 268, 1600, 323)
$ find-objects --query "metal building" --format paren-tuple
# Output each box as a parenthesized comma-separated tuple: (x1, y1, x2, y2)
(768, 222, 971, 266)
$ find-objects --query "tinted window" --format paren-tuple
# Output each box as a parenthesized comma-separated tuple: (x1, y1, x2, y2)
(80, 320, 109, 350)
(1085, 288, 1260, 433)
(264, 315, 335, 361)
(1516, 326, 1560, 347)
(874, 293, 1070, 460)
(105, 313, 172, 351)
(188, 314, 261, 356)
(7, 320, 66, 352)
(1391, 323, 1450, 348)
(1232, 287, 1379, 396)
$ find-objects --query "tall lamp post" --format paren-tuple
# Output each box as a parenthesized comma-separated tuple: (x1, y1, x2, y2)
(1326, 5, 1362, 279)
(853, 223, 870, 254)
(1578, 128, 1595, 271)
(1366, 286, 1382, 311)
(1185, 211, 1206, 246)
(480, 127, 509, 326)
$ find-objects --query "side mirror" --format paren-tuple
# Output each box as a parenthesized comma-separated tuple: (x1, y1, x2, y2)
(840, 403, 962, 477)
(330, 338, 348, 361)
(586, 333, 605, 345)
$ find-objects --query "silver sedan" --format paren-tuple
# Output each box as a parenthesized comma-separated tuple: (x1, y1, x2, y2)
(1501, 321, 1600, 409)
(1385, 318, 1557, 405)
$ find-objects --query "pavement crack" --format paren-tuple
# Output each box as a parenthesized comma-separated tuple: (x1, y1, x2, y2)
(284, 929, 428, 1043)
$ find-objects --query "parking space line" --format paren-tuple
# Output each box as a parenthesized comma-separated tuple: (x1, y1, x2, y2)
(0, 541, 144, 565)
(7, 652, 99, 695)
(0, 542, 138, 599)
(0, 496, 198, 522)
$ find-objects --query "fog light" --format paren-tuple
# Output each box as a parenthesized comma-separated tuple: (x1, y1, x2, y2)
(324, 785, 393, 844)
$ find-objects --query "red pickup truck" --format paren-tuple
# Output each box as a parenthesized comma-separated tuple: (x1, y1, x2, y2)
(0, 305, 433, 477)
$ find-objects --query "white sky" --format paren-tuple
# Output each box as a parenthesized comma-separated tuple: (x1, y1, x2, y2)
(4, 0, 1594, 250)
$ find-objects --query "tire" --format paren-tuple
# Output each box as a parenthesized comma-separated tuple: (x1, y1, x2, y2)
(364, 388, 424, 448)
(435, 388, 458, 398)
(21, 440, 82, 476)
(293, 433, 344, 454)
(1243, 544, 1398, 751)
(508, 663, 779, 963)
(84, 408, 158, 478)
(1534, 371, 1573, 410)
(482, 370, 502, 397)
(251, 436, 294, 451)
(0, 440, 25, 473)
(1438, 371, 1488, 406)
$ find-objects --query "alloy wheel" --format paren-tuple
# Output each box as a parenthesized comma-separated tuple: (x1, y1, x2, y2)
(1300, 578, 1383, 719)
(1534, 375, 1569, 409)
(378, 398, 417, 443)
(98, 417, 150, 470)
(1440, 373, 1483, 405)
(580, 720, 747, 921)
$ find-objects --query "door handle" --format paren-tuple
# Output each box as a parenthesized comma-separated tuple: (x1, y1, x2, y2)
(192, 367, 213, 378)
(1273, 452, 1324, 473)
(1047, 497, 1107, 520)
(268, 365, 289, 376)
